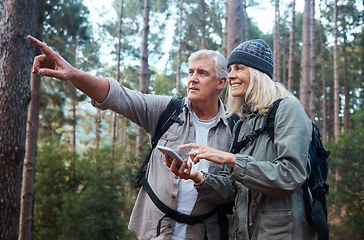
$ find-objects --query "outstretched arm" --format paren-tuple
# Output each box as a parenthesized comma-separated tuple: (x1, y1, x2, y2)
(27, 35, 110, 103)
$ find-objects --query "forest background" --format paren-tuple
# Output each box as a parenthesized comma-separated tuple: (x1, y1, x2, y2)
(0, 0, 363, 239)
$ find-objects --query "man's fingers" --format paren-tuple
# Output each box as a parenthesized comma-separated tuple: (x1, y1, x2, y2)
(169, 158, 179, 175)
(38, 68, 62, 79)
(185, 163, 192, 175)
(32, 55, 47, 73)
(27, 35, 54, 56)
(165, 155, 172, 167)
(178, 160, 188, 174)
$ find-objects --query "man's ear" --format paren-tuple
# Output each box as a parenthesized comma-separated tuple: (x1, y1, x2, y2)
(217, 77, 227, 90)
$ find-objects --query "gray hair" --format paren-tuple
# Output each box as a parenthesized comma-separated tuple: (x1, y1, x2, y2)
(188, 49, 228, 80)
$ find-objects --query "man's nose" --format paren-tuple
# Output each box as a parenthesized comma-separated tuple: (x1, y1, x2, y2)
(189, 73, 198, 82)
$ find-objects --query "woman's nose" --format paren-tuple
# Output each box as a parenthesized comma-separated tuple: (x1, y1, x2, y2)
(228, 70, 236, 79)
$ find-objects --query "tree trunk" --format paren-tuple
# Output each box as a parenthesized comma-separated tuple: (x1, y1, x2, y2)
(176, 0, 183, 97)
(200, 0, 206, 49)
(287, 0, 296, 92)
(333, 0, 342, 221)
(282, 42, 287, 86)
(112, 0, 124, 156)
(120, 117, 128, 159)
(227, 0, 244, 54)
(333, 0, 340, 142)
(243, 0, 249, 41)
(299, 0, 311, 117)
(18, 73, 40, 240)
(95, 109, 102, 150)
(222, 0, 228, 58)
(328, 82, 335, 142)
(70, 102, 76, 154)
(273, 0, 281, 82)
(0, 0, 36, 239)
(139, 0, 150, 95)
(319, 0, 327, 143)
(136, 0, 150, 159)
(309, 0, 316, 121)
(342, 24, 350, 131)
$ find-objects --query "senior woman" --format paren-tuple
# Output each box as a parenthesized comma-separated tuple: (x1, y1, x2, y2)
(166, 39, 318, 240)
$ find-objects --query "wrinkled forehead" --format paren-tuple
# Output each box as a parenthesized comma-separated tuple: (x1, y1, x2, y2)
(188, 56, 216, 72)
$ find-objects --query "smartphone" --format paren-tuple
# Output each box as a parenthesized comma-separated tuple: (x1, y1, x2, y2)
(157, 145, 185, 168)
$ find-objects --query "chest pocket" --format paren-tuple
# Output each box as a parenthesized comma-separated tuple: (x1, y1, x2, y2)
(160, 129, 179, 142)
(157, 120, 188, 155)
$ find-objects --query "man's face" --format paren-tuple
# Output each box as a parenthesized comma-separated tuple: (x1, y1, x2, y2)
(187, 57, 223, 105)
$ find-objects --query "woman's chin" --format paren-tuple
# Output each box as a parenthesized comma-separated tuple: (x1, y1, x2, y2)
(231, 92, 244, 98)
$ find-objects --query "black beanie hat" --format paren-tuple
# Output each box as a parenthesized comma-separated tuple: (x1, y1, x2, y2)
(227, 39, 274, 79)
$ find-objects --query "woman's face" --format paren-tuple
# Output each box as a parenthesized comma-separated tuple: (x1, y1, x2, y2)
(228, 64, 251, 98)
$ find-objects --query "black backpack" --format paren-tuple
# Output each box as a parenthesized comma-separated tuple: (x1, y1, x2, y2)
(135, 97, 237, 239)
(230, 98, 330, 240)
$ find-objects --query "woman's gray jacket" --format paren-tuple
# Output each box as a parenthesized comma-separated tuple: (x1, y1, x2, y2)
(196, 97, 318, 240)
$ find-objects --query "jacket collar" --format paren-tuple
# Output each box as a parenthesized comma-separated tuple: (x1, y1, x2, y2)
(240, 103, 259, 119)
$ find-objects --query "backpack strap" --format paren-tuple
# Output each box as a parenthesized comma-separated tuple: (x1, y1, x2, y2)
(140, 177, 219, 237)
(227, 113, 240, 133)
(265, 98, 284, 142)
(230, 99, 283, 154)
(151, 97, 185, 148)
(135, 97, 184, 188)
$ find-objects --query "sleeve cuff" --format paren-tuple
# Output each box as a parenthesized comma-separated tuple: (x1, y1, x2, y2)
(91, 77, 115, 110)
(230, 154, 248, 181)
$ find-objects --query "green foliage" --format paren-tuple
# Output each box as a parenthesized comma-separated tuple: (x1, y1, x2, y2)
(168, 0, 232, 92)
(33, 138, 137, 239)
(179, 0, 223, 54)
(58, 147, 130, 240)
(326, 107, 364, 239)
(36, 0, 101, 144)
(105, 0, 171, 65)
(32, 137, 73, 240)
(37, 78, 68, 138)
(149, 67, 187, 96)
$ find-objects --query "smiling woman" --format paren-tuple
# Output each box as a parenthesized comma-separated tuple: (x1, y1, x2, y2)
(228, 64, 251, 98)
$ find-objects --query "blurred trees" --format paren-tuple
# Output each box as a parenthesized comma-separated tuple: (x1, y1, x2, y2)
(32, 139, 136, 239)
(326, 106, 364, 239)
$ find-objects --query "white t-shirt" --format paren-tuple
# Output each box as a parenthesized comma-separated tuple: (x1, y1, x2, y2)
(171, 110, 217, 240)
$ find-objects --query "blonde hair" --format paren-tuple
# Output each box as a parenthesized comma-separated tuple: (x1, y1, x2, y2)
(226, 67, 295, 119)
